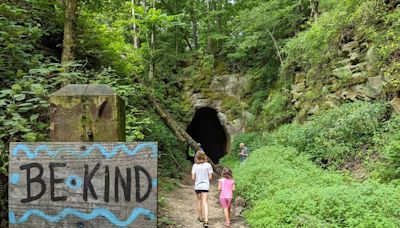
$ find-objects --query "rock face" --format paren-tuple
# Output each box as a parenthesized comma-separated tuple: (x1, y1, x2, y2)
(234, 196, 246, 217)
(187, 74, 251, 144)
(290, 39, 390, 117)
(209, 74, 247, 97)
(390, 98, 400, 114)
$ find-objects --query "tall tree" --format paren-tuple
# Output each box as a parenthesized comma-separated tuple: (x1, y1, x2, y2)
(132, 0, 140, 48)
(61, 0, 78, 72)
(148, 0, 155, 81)
(190, 6, 199, 50)
(206, 0, 212, 54)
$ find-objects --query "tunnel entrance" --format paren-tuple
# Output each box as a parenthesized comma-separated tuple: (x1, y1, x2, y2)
(186, 107, 228, 164)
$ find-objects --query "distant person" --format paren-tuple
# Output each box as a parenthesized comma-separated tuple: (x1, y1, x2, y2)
(239, 143, 248, 163)
(197, 143, 204, 151)
(192, 150, 213, 227)
(218, 168, 235, 227)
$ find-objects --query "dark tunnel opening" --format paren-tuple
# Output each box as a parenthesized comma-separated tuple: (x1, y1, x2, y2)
(186, 107, 228, 164)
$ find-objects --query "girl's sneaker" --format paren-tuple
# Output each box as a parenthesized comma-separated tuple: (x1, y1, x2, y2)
(197, 217, 204, 223)
(224, 221, 231, 227)
(203, 221, 209, 227)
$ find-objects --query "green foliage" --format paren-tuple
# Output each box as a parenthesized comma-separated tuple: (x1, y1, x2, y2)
(78, 12, 144, 76)
(158, 194, 178, 226)
(77, 2, 174, 77)
(226, 0, 310, 69)
(0, 63, 88, 162)
(233, 145, 347, 203)
(0, 0, 63, 81)
(221, 0, 312, 115)
(271, 102, 386, 166)
(244, 64, 279, 115)
(282, 0, 358, 72)
(90, 67, 153, 142)
(0, 174, 6, 227)
(381, 130, 400, 180)
(0, 1, 63, 222)
(2, 0, 399, 226)
(0, 0, 194, 188)
(371, 114, 400, 181)
(247, 90, 268, 115)
(282, 0, 399, 88)
(144, 112, 191, 179)
(221, 96, 241, 119)
(232, 145, 400, 227)
(223, 102, 400, 226)
(0, 62, 88, 225)
(258, 89, 293, 130)
(228, 102, 387, 168)
(159, 178, 181, 193)
(220, 131, 259, 168)
(157, 216, 177, 226)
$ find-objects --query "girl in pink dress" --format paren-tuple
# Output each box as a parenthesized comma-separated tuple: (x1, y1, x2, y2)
(218, 168, 235, 227)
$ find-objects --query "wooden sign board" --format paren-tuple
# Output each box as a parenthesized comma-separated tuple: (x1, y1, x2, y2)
(8, 142, 157, 227)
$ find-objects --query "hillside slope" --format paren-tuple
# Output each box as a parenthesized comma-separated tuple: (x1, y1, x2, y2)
(218, 1, 400, 227)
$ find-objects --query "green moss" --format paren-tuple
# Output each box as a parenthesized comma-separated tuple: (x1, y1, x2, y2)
(50, 96, 81, 109)
(304, 89, 321, 101)
(221, 96, 242, 119)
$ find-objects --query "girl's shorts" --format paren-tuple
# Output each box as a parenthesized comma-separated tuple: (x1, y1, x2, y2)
(220, 198, 232, 208)
(195, 189, 209, 194)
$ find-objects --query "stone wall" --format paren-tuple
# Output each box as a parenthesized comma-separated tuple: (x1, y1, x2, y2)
(290, 38, 393, 118)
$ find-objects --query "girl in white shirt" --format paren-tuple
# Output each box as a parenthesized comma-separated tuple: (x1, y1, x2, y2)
(191, 150, 213, 227)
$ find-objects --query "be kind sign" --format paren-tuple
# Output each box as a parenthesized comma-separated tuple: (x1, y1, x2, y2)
(8, 142, 157, 227)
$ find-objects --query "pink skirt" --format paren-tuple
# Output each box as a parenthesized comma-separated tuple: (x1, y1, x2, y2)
(220, 198, 232, 208)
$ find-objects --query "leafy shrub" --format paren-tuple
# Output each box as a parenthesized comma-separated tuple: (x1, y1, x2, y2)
(233, 145, 400, 227)
(221, 102, 400, 227)
(270, 102, 387, 166)
(227, 102, 389, 169)
(382, 132, 400, 179)
(372, 115, 400, 181)
(233, 145, 347, 203)
(282, 0, 359, 72)
(248, 182, 400, 227)
(248, 90, 268, 115)
(260, 89, 293, 130)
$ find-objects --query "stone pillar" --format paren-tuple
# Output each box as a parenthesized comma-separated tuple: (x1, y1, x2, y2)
(49, 84, 125, 142)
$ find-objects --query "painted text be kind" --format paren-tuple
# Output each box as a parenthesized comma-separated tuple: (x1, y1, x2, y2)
(18, 162, 153, 204)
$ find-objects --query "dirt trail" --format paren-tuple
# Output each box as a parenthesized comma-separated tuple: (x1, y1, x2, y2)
(164, 176, 248, 228)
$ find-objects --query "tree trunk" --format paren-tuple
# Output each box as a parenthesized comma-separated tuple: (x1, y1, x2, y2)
(132, 0, 140, 48)
(206, 0, 212, 54)
(183, 32, 193, 51)
(266, 28, 283, 66)
(215, 0, 223, 53)
(266, 28, 285, 85)
(175, 0, 179, 57)
(148, 95, 197, 149)
(61, 0, 78, 72)
(148, 0, 155, 81)
(190, 9, 199, 50)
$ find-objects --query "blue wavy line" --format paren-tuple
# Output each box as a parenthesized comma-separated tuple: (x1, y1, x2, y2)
(9, 208, 156, 226)
(12, 143, 157, 159)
